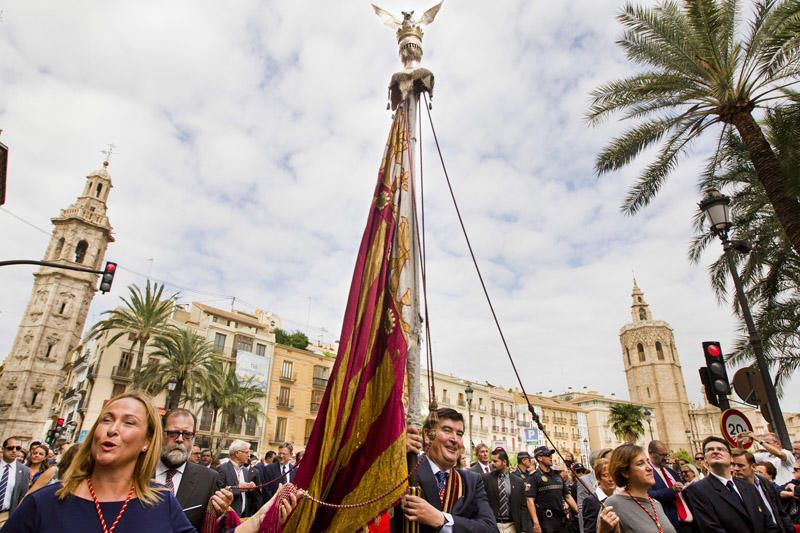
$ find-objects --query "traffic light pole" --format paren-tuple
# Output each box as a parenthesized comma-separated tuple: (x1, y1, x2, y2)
(0, 259, 103, 275)
(722, 241, 792, 450)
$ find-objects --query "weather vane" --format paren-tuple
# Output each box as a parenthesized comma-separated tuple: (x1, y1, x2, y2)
(100, 143, 116, 164)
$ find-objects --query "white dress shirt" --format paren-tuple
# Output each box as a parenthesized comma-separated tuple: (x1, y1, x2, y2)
(0, 460, 17, 512)
(155, 460, 187, 494)
(234, 462, 247, 512)
(426, 457, 455, 533)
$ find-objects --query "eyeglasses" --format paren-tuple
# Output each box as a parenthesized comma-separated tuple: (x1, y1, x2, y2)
(4, 446, 21, 451)
(165, 430, 195, 440)
(694, 457, 704, 461)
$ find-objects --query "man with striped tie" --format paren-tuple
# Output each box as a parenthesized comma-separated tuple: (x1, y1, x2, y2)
(0, 437, 30, 525)
(484, 448, 532, 533)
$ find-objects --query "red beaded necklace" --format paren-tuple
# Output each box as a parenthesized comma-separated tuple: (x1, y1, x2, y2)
(624, 489, 663, 533)
(87, 478, 135, 533)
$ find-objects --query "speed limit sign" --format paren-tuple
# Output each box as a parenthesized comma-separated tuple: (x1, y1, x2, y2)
(720, 409, 754, 448)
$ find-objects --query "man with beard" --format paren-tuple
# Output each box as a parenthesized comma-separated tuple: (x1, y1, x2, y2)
(156, 409, 225, 530)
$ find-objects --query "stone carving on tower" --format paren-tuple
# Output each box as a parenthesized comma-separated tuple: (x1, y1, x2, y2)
(0, 161, 114, 442)
(619, 280, 692, 451)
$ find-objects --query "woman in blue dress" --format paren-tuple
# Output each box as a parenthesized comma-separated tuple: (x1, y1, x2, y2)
(2, 391, 295, 533)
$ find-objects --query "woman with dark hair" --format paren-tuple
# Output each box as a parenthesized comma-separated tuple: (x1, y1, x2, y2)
(26, 443, 50, 483)
(597, 444, 676, 533)
(4, 391, 297, 532)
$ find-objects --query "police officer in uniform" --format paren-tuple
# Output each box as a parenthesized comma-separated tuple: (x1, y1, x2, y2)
(525, 446, 578, 533)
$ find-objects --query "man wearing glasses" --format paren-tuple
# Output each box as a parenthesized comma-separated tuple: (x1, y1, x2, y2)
(156, 409, 226, 530)
(694, 452, 708, 479)
(218, 439, 262, 517)
(0, 437, 29, 525)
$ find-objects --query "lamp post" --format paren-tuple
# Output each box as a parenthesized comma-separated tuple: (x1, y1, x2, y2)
(644, 408, 654, 441)
(166, 376, 178, 410)
(582, 437, 588, 465)
(684, 428, 693, 454)
(699, 188, 792, 449)
(465, 383, 474, 459)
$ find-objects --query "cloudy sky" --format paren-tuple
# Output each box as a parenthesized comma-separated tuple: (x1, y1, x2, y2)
(2, 0, 798, 412)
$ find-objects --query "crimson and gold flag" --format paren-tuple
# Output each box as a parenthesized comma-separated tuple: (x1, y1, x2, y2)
(280, 106, 417, 531)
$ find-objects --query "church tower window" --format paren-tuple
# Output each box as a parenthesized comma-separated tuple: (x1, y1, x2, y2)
(656, 341, 665, 360)
(95, 183, 103, 197)
(626, 348, 631, 366)
(75, 240, 88, 263)
(639, 308, 647, 320)
(637, 343, 645, 362)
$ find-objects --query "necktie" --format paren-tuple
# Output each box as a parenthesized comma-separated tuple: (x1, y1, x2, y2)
(435, 471, 449, 505)
(726, 480, 744, 506)
(165, 468, 177, 494)
(660, 467, 689, 521)
(0, 464, 10, 511)
(484, 464, 490, 474)
(498, 472, 510, 519)
(282, 464, 288, 481)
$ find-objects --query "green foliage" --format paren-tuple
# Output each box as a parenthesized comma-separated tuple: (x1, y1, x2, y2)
(273, 327, 309, 350)
(608, 404, 646, 443)
(89, 280, 179, 386)
(588, 0, 800, 252)
(138, 328, 220, 407)
(672, 449, 693, 465)
(689, 104, 800, 394)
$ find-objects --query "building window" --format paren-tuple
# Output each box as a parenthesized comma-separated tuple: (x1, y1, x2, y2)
(256, 343, 266, 356)
(646, 386, 651, 399)
(639, 308, 646, 320)
(637, 343, 645, 362)
(120, 351, 132, 370)
(304, 419, 314, 444)
(45, 342, 55, 358)
(235, 335, 253, 353)
(278, 386, 291, 406)
(245, 415, 257, 436)
(112, 383, 127, 397)
(442, 389, 449, 404)
(214, 333, 226, 350)
(200, 406, 213, 431)
(281, 361, 293, 379)
(74, 240, 88, 263)
(95, 183, 103, 197)
(274, 417, 287, 442)
(626, 348, 631, 366)
(656, 341, 665, 360)
(31, 390, 40, 406)
(311, 389, 323, 412)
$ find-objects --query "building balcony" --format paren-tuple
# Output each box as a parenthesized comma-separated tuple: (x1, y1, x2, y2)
(492, 425, 500, 432)
(312, 377, 328, 389)
(276, 399, 294, 410)
(491, 408, 499, 416)
(441, 396, 450, 405)
(457, 399, 466, 407)
(279, 374, 296, 384)
(478, 405, 487, 412)
(111, 366, 132, 384)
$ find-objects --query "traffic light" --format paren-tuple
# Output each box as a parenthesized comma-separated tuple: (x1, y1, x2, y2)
(99, 261, 117, 293)
(45, 429, 55, 445)
(701, 341, 731, 410)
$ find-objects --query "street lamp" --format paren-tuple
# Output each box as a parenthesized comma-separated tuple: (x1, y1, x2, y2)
(465, 383, 474, 458)
(699, 188, 792, 449)
(166, 376, 178, 410)
(582, 437, 588, 465)
(643, 408, 654, 441)
(684, 428, 693, 454)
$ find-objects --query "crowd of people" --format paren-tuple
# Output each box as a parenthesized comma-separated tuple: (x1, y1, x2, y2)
(1, 396, 799, 532)
(400, 407, 800, 533)
(0, 391, 299, 532)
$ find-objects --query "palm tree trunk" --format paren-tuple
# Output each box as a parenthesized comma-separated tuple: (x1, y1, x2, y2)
(132, 338, 148, 389)
(731, 112, 800, 255)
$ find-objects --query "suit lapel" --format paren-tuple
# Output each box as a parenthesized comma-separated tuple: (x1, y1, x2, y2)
(176, 463, 197, 504)
(708, 476, 752, 523)
(417, 459, 443, 511)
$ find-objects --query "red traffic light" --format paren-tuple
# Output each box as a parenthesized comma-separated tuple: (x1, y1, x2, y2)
(707, 344, 721, 357)
(56, 418, 65, 426)
(105, 263, 116, 273)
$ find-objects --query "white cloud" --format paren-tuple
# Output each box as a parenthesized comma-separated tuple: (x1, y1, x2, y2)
(1, 0, 797, 414)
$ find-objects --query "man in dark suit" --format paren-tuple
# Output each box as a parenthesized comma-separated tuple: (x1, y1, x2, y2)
(471, 443, 492, 475)
(261, 442, 296, 502)
(394, 408, 496, 532)
(155, 409, 230, 530)
(483, 448, 531, 532)
(648, 440, 695, 531)
(0, 436, 30, 525)
(731, 448, 793, 532)
(683, 436, 779, 533)
(217, 439, 262, 518)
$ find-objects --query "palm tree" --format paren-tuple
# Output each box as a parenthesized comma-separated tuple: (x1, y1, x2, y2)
(608, 404, 646, 443)
(588, 0, 800, 254)
(198, 363, 264, 454)
(689, 105, 800, 394)
(89, 281, 178, 388)
(138, 328, 220, 408)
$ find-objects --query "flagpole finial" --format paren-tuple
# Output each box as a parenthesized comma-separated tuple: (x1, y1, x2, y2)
(372, 1, 443, 71)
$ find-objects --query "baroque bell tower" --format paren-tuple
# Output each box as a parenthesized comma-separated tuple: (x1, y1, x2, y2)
(619, 280, 692, 451)
(0, 161, 114, 442)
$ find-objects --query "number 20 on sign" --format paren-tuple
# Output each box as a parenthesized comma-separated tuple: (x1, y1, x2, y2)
(720, 408, 754, 449)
